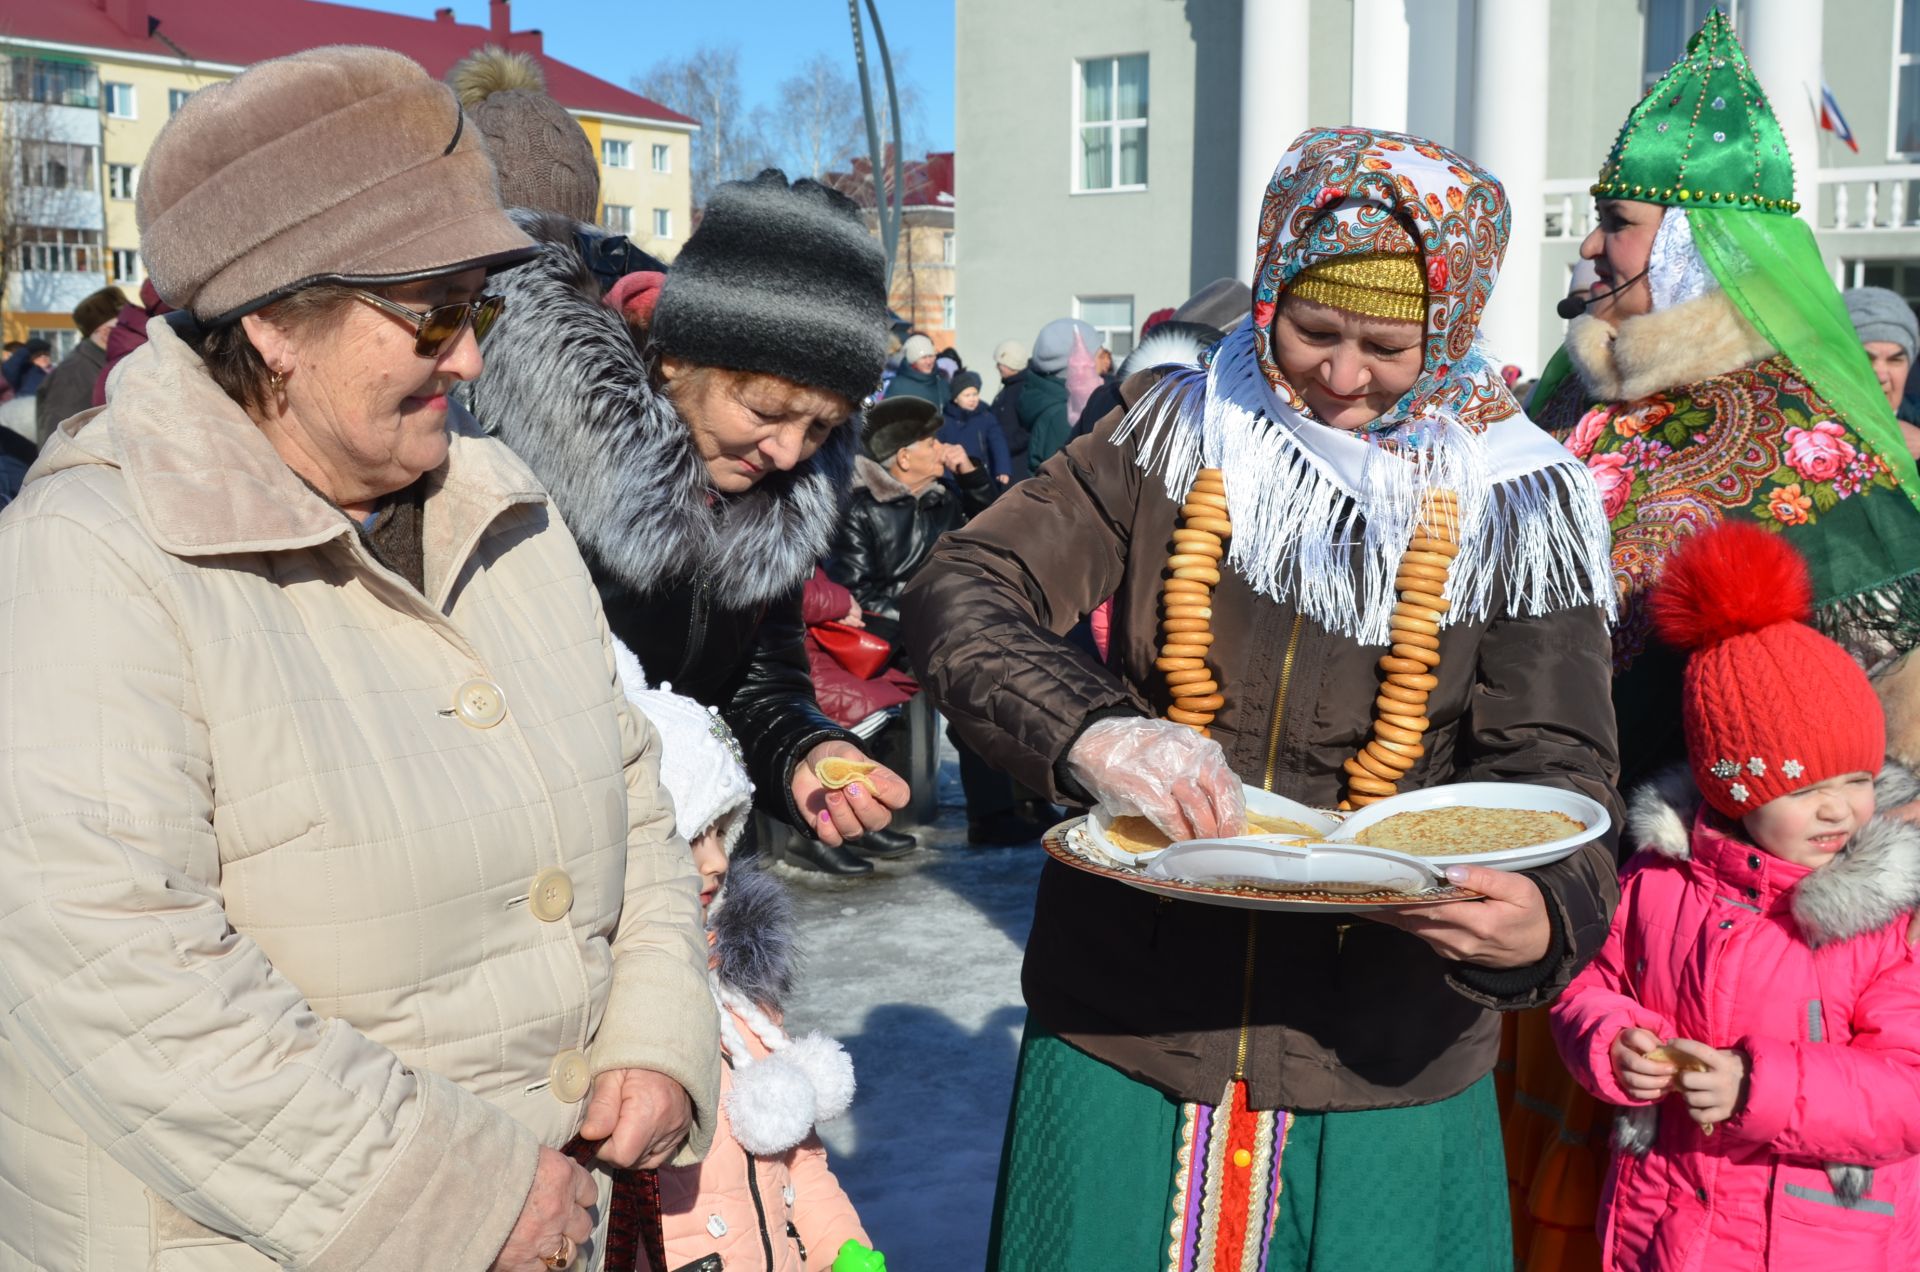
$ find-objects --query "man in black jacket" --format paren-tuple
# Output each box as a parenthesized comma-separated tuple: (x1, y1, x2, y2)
(988, 337, 1031, 476)
(831, 400, 1052, 844)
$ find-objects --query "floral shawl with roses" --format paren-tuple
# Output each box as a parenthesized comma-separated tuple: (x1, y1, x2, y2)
(1539, 357, 1920, 675)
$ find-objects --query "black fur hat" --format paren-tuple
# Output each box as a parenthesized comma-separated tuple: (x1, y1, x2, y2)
(863, 396, 940, 465)
(650, 169, 889, 407)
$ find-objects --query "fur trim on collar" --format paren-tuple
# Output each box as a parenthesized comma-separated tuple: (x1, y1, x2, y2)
(852, 453, 914, 502)
(1627, 762, 1920, 946)
(1565, 290, 1775, 403)
(1117, 323, 1216, 380)
(458, 210, 857, 608)
(709, 853, 799, 1012)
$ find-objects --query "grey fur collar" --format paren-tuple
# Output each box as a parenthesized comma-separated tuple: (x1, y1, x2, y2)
(709, 853, 799, 1012)
(458, 210, 857, 607)
(852, 453, 914, 502)
(1565, 290, 1775, 403)
(1627, 762, 1920, 947)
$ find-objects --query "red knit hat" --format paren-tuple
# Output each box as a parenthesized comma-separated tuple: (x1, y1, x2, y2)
(1651, 522, 1885, 818)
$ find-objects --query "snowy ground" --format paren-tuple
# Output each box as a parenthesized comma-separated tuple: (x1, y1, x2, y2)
(776, 743, 1043, 1270)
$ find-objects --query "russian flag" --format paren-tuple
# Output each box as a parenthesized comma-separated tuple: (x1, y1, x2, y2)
(1819, 80, 1859, 153)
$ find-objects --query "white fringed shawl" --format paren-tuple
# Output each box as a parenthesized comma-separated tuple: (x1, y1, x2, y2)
(1116, 323, 1617, 646)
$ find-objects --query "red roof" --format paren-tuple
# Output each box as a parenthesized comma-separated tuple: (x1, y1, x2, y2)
(0, 0, 697, 126)
(825, 149, 955, 209)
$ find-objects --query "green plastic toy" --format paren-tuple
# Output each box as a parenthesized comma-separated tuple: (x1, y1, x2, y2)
(833, 1239, 887, 1272)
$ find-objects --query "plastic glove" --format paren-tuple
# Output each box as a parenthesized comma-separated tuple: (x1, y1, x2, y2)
(1065, 716, 1247, 842)
(833, 1239, 887, 1272)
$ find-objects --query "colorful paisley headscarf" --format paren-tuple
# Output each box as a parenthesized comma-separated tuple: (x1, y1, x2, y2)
(1249, 126, 1519, 431)
(1116, 127, 1614, 645)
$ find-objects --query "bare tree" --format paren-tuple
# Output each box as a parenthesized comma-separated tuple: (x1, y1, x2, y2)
(634, 45, 771, 211)
(757, 53, 863, 180)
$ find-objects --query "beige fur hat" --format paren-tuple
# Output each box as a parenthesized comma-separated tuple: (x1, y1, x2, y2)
(138, 45, 537, 325)
(450, 46, 599, 224)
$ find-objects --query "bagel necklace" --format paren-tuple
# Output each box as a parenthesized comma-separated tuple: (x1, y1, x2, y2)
(1340, 487, 1460, 809)
(1156, 467, 1230, 736)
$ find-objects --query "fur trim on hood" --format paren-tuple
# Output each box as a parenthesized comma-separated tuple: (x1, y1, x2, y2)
(709, 852, 799, 1013)
(1565, 289, 1775, 403)
(1117, 322, 1218, 381)
(458, 210, 858, 608)
(1626, 762, 1920, 947)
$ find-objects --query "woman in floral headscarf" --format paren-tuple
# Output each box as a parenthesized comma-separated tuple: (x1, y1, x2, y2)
(1532, 10, 1920, 787)
(901, 127, 1621, 1271)
(1507, 15, 1920, 1271)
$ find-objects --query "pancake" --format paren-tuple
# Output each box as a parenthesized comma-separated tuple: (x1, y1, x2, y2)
(1352, 806, 1583, 856)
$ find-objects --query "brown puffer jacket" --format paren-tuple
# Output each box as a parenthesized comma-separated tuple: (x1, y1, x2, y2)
(901, 375, 1624, 1112)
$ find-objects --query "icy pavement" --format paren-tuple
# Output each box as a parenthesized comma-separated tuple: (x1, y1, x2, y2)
(777, 748, 1043, 1271)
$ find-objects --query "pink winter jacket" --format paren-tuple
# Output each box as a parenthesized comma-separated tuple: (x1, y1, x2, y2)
(659, 859, 868, 1271)
(1551, 766, 1920, 1271)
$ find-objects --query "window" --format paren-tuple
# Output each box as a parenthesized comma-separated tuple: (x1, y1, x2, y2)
(110, 247, 140, 284)
(16, 226, 104, 275)
(8, 57, 100, 108)
(1075, 54, 1148, 192)
(602, 138, 631, 168)
(107, 163, 136, 200)
(1643, 0, 1737, 87)
(21, 141, 99, 192)
(601, 203, 632, 233)
(1075, 294, 1134, 357)
(1898, 0, 1920, 155)
(168, 87, 192, 114)
(652, 207, 672, 239)
(104, 81, 136, 118)
(941, 295, 956, 328)
(941, 231, 956, 265)
(651, 143, 671, 172)
(26, 328, 79, 360)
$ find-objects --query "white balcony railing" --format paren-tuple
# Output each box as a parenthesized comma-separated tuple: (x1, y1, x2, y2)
(1542, 178, 1595, 241)
(1542, 166, 1920, 239)
(1817, 164, 1920, 232)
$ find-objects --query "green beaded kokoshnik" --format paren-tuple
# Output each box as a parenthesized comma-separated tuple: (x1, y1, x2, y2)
(1590, 9, 1800, 214)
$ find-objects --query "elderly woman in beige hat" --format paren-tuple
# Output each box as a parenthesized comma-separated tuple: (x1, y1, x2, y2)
(0, 46, 717, 1272)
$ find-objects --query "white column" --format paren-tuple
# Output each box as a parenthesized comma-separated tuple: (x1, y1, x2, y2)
(1741, 0, 1824, 222)
(1465, 0, 1551, 375)
(1238, 0, 1312, 281)
(1349, 0, 1410, 134)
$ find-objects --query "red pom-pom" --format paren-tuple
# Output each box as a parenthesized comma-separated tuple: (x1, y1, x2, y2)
(1649, 522, 1813, 651)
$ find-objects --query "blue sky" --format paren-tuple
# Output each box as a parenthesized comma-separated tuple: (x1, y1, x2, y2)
(350, 0, 956, 150)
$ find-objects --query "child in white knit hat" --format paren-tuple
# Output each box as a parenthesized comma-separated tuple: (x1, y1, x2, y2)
(611, 644, 884, 1272)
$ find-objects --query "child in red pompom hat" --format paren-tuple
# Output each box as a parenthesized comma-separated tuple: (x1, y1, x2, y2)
(1551, 522, 1920, 1271)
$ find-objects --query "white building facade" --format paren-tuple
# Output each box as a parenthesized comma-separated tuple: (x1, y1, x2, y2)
(956, 0, 1920, 382)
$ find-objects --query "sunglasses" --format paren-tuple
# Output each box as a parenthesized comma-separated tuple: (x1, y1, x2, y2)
(351, 289, 504, 358)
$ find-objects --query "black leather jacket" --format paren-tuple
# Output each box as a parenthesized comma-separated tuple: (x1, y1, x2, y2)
(594, 562, 856, 829)
(829, 459, 996, 619)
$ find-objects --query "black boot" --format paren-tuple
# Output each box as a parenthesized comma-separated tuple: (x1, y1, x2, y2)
(847, 826, 918, 859)
(781, 834, 875, 876)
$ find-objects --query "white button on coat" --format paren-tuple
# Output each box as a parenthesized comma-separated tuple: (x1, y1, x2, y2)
(548, 1048, 592, 1103)
(454, 678, 507, 728)
(527, 868, 574, 922)
(706, 1214, 728, 1239)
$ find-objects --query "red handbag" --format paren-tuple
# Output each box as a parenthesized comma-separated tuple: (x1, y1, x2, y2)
(812, 619, 892, 679)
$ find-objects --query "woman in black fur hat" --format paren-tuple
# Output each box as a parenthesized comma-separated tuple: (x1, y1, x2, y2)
(460, 165, 910, 875)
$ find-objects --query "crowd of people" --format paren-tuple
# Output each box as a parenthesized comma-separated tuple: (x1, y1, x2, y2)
(0, 11, 1918, 1272)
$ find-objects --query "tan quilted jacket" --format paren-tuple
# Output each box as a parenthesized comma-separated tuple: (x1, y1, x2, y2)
(0, 322, 719, 1271)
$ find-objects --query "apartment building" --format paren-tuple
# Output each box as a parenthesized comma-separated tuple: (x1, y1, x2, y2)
(0, 0, 696, 345)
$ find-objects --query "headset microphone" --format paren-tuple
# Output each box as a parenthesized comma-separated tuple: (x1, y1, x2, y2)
(1557, 266, 1650, 320)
